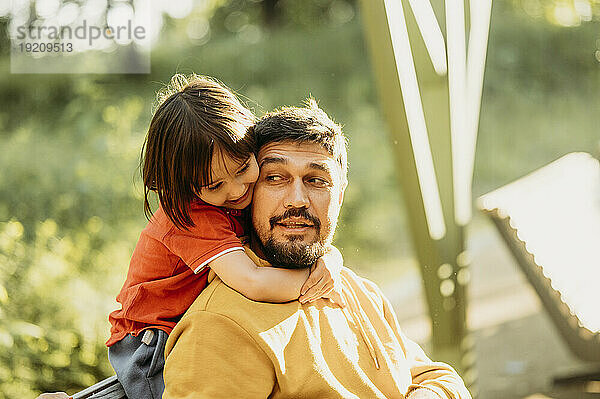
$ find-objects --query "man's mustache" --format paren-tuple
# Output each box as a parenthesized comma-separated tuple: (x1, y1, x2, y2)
(269, 208, 321, 230)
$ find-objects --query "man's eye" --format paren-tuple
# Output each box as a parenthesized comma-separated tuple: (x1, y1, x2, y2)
(309, 178, 328, 187)
(265, 175, 283, 182)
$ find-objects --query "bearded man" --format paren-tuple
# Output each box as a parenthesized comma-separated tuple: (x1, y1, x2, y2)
(162, 100, 471, 399)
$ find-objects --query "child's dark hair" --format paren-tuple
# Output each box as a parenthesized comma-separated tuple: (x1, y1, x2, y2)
(142, 74, 255, 229)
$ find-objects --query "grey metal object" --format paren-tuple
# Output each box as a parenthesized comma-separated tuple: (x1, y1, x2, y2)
(478, 152, 600, 362)
(72, 375, 126, 399)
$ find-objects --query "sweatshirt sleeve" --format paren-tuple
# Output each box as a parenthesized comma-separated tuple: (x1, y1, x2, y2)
(163, 310, 276, 399)
(381, 295, 472, 399)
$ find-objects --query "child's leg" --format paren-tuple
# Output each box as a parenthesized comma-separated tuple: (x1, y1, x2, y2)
(108, 329, 167, 399)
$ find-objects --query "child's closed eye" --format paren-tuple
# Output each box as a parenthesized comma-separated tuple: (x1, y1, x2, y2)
(236, 162, 250, 175)
(207, 182, 222, 191)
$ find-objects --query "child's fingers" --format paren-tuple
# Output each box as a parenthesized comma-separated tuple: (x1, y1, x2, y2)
(301, 268, 324, 295)
(301, 281, 333, 303)
(303, 275, 324, 297)
(300, 282, 323, 303)
(301, 270, 324, 297)
(319, 286, 334, 301)
(328, 291, 346, 308)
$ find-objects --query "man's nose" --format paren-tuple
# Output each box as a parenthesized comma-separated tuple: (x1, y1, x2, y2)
(284, 179, 309, 209)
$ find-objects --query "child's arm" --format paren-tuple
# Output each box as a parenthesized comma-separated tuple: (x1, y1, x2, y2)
(299, 246, 346, 307)
(208, 250, 311, 303)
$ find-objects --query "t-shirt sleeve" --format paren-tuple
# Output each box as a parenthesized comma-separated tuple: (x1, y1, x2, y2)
(163, 207, 244, 274)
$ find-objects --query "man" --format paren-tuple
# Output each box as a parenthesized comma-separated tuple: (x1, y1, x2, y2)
(162, 100, 471, 399)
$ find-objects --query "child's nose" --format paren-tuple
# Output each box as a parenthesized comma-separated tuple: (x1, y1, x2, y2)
(230, 182, 247, 198)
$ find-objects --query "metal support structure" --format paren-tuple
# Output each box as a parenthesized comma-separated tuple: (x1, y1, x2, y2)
(72, 375, 125, 399)
(359, 0, 492, 392)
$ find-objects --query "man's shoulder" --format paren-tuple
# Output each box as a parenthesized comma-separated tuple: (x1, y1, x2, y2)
(182, 276, 298, 329)
(340, 267, 388, 309)
(340, 267, 385, 295)
(179, 267, 389, 331)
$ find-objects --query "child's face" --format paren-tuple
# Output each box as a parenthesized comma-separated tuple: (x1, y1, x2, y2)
(197, 149, 259, 209)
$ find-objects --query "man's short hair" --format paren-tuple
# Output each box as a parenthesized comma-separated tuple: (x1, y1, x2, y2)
(251, 99, 348, 184)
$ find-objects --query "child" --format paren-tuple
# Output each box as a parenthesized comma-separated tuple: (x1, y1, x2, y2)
(106, 74, 345, 399)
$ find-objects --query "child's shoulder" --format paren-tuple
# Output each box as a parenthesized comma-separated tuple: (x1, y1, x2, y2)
(142, 206, 172, 236)
(188, 201, 247, 237)
(145, 201, 246, 238)
(190, 201, 246, 221)
(189, 200, 223, 213)
(149, 202, 226, 226)
(189, 201, 235, 220)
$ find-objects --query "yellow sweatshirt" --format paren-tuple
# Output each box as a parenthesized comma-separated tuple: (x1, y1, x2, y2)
(163, 250, 471, 399)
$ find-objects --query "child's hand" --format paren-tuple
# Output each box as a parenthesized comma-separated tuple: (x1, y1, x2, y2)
(300, 256, 346, 308)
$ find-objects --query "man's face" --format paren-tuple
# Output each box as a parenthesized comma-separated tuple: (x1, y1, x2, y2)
(251, 141, 346, 269)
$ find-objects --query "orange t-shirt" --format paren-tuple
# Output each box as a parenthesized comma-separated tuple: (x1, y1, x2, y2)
(106, 201, 246, 347)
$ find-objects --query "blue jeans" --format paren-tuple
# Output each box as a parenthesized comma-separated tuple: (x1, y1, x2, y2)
(108, 329, 167, 399)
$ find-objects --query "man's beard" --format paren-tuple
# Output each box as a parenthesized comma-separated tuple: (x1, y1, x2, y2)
(261, 236, 326, 269)
(253, 208, 327, 269)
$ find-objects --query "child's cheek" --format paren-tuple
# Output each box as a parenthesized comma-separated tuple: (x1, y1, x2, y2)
(250, 161, 260, 183)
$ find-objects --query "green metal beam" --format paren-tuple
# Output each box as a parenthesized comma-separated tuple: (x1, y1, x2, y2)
(358, 0, 475, 388)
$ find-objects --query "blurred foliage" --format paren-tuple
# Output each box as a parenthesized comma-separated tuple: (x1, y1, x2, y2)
(0, 0, 599, 397)
(512, 0, 600, 26)
(475, 0, 600, 193)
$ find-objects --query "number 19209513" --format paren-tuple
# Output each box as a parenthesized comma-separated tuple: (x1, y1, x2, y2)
(17, 42, 73, 53)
